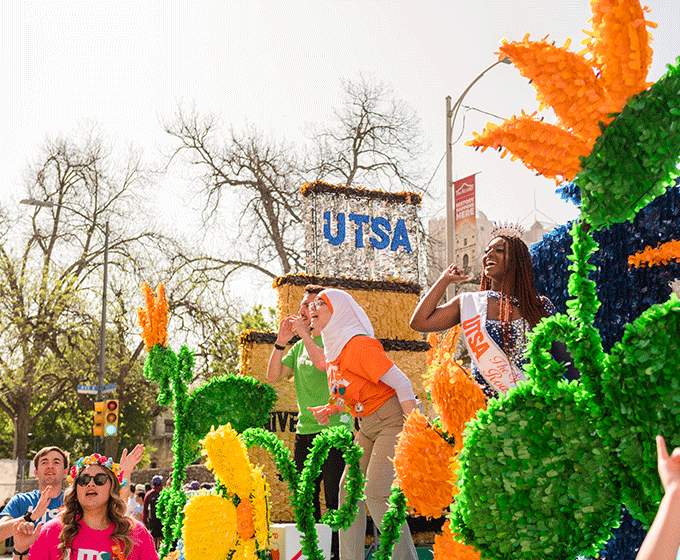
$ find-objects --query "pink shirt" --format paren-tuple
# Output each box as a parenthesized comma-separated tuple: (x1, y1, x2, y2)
(29, 517, 159, 560)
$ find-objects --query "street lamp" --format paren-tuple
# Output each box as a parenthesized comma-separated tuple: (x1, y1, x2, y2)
(21, 198, 109, 452)
(445, 56, 512, 300)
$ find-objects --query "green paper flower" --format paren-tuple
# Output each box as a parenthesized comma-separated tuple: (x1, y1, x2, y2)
(451, 381, 620, 559)
(578, 58, 680, 229)
(599, 295, 680, 524)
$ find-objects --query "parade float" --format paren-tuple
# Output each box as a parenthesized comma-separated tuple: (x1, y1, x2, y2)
(137, 0, 680, 558)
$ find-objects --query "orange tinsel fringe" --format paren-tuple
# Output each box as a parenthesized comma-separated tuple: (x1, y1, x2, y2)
(424, 332, 487, 453)
(136, 282, 169, 350)
(584, 0, 656, 105)
(628, 240, 680, 268)
(469, 0, 656, 183)
(500, 37, 611, 142)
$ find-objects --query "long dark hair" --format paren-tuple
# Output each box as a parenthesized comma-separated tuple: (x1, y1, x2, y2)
(480, 235, 548, 355)
(59, 465, 133, 558)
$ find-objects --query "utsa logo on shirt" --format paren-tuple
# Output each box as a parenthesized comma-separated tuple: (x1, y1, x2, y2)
(297, 352, 314, 367)
(65, 551, 115, 560)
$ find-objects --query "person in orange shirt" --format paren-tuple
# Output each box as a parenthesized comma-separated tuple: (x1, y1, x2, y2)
(294, 288, 417, 560)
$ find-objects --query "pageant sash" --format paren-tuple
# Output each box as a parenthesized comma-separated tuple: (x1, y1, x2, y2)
(459, 291, 525, 395)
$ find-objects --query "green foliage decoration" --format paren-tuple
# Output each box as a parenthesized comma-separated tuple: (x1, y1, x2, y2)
(184, 375, 277, 461)
(242, 426, 364, 560)
(142, 341, 277, 558)
(450, 218, 680, 558)
(599, 295, 680, 525)
(451, 380, 620, 559)
(373, 486, 409, 560)
(577, 58, 680, 230)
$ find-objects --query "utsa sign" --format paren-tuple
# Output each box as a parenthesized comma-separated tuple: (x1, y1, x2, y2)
(303, 188, 420, 283)
(323, 211, 412, 252)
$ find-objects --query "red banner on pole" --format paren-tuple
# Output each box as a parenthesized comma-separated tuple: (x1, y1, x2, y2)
(454, 174, 476, 232)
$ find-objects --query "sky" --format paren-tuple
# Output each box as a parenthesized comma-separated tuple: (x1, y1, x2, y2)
(1, 0, 678, 305)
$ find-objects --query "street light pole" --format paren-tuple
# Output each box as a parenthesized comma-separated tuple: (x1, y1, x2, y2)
(20, 199, 109, 453)
(445, 57, 511, 300)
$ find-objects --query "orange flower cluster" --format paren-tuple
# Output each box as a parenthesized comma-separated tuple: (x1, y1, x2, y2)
(468, 111, 590, 185)
(467, 0, 655, 183)
(137, 282, 168, 350)
(433, 521, 481, 560)
(236, 498, 255, 540)
(424, 329, 486, 452)
(584, 0, 656, 101)
(426, 328, 461, 367)
(628, 239, 680, 268)
(393, 410, 458, 519)
(501, 36, 610, 141)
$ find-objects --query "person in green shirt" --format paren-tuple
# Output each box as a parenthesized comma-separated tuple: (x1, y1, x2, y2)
(267, 284, 350, 560)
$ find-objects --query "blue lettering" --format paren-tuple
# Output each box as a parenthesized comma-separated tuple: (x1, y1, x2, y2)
(390, 219, 412, 253)
(369, 217, 391, 249)
(324, 211, 345, 246)
(349, 213, 370, 248)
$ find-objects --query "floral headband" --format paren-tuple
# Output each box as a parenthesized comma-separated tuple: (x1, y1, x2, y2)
(67, 453, 127, 487)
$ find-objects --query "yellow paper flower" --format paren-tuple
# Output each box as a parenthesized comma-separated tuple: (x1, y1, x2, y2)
(628, 239, 680, 268)
(467, 0, 656, 184)
(182, 494, 238, 560)
(203, 424, 257, 498)
(136, 282, 168, 349)
(394, 410, 458, 518)
(183, 424, 271, 560)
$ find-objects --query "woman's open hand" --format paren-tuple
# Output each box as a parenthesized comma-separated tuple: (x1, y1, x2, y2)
(13, 519, 41, 553)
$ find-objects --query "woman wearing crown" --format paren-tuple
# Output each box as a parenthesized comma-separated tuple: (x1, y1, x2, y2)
(11, 453, 158, 560)
(411, 222, 572, 398)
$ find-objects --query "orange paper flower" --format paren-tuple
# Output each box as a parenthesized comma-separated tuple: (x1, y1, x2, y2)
(467, 0, 656, 183)
(628, 239, 680, 268)
(424, 347, 486, 452)
(137, 282, 169, 350)
(433, 521, 481, 560)
(393, 410, 458, 518)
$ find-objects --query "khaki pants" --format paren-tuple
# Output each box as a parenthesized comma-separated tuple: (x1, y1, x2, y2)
(339, 395, 417, 560)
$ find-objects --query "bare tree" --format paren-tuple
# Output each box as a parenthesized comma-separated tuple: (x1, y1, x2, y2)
(0, 130, 162, 459)
(163, 107, 306, 279)
(308, 75, 428, 191)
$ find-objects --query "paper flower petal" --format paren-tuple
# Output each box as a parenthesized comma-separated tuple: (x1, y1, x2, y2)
(182, 494, 238, 560)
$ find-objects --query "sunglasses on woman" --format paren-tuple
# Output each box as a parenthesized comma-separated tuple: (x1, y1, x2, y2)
(76, 473, 110, 487)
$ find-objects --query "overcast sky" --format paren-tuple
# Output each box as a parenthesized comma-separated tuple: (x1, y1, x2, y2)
(1, 0, 678, 303)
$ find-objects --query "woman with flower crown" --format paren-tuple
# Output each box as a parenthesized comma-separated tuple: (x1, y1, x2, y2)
(411, 223, 575, 399)
(11, 453, 158, 560)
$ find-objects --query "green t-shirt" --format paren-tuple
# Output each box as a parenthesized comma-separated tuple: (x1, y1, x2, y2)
(281, 337, 352, 435)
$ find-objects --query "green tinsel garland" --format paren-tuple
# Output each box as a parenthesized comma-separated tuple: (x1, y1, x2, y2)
(373, 486, 409, 560)
(525, 221, 607, 403)
(450, 380, 620, 559)
(577, 57, 680, 230)
(156, 487, 187, 545)
(243, 426, 364, 560)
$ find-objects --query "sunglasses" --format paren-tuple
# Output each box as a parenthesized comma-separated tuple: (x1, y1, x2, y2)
(76, 473, 110, 487)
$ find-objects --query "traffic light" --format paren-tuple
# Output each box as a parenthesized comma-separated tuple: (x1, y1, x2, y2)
(93, 401, 105, 437)
(103, 399, 119, 437)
